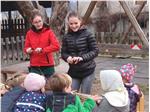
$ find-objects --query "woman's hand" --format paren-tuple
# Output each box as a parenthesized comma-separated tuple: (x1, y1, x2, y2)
(72, 57, 83, 64)
(26, 48, 33, 54)
(91, 95, 102, 104)
(67, 56, 74, 64)
(67, 56, 83, 64)
(35, 48, 42, 53)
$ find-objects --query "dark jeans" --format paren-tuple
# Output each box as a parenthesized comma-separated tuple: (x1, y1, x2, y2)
(28, 66, 55, 78)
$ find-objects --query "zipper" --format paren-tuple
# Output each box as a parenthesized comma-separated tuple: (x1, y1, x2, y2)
(45, 54, 50, 64)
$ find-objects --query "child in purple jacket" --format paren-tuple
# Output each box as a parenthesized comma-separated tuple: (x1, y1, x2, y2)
(119, 63, 142, 112)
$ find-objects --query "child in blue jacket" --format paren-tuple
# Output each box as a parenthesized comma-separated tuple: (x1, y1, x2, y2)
(13, 73, 46, 112)
(1, 73, 27, 112)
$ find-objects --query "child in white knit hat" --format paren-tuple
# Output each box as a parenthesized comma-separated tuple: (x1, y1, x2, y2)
(13, 73, 46, 112)
(94, 70, 129, 112)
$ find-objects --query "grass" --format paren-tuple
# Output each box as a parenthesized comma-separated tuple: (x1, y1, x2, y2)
(137, 83, 149, 95)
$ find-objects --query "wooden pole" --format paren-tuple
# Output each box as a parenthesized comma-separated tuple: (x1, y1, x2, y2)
(119, 1, 149, 47)
(120, 1, 147, 43)
(82, 1, 97, 25)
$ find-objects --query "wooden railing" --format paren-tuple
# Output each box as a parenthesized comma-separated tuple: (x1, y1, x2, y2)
(96, 32, 149, 57)
(1, 18, 29, 66)
(1, 36, 29, 67)
(1, 18, 28, 38)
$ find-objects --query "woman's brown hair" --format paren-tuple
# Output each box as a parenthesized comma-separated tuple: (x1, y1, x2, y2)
(30, 9, 43, 22)
(67, 11, 82, 20)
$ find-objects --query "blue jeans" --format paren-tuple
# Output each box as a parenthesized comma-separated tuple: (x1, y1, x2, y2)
(71, 73, 95, 94)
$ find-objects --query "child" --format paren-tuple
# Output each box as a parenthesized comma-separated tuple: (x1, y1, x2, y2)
(95, 70, 129, 112)
(119, 63, 141, 112)
(13, 73, 46, 112)
(61, 11, 99, 94)
(1, 72, 27, 112)
(46, 73, 100, 112)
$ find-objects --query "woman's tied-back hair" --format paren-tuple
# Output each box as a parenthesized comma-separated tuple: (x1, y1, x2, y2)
(30, 9, 43, 22)
(49, 73, 72, 92)
(67, 11, 81, 20)
(67, 11, 82, 32)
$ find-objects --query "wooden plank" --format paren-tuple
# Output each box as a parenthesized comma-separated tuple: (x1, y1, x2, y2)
(82, 1, 97, 25)
(2, 20, 4, 30)
(98, 43, 149, 56)
(120, 1, 147, 43)
(20, 36, 25, 60)
(16, 36, 21, 61)
(136, 92, 144, 112)
(11, 37, 16, 62)
(1, 38, 5, 64)
(5, 38, 11, 64)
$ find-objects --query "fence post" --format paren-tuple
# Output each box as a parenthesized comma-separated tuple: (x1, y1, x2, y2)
(1, 38, 5, 64)
(5, 38, 10, 64)
(11, 37, 16, 62)
(16, 36, 21, 61)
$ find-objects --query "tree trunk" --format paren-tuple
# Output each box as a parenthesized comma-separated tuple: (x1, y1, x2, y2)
(50, 1, 69, 65)
(16, 1, 48, 23)
(50, 1, 69, 39)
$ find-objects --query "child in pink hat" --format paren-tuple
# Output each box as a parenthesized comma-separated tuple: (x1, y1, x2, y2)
(119, 63, 141, 112)
(119, 63, 136, 83)
(13, 73, 46, 112)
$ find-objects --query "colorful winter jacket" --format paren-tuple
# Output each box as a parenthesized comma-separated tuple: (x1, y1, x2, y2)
(13, 91, 46, 112)
(125, 83, 141, 112)
(1, 86, 26, 112)
(24, 24, 60, 67)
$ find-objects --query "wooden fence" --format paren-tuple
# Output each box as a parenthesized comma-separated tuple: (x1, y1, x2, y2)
(1, 36, 29, 67)
(1, 18, 29, 67)
(1, 18, 28, 38)
(95, 32, 149, 44)
(96, 32, 149, 57)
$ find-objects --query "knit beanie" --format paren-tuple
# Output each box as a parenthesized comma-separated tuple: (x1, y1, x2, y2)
(119, 63, 136, 82)
(24, 73, 46, 91)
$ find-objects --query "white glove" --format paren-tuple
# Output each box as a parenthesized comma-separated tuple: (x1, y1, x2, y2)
(35, 48, 42, 53)
(26, 48, 33, 54)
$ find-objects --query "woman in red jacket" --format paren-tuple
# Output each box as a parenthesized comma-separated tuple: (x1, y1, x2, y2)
(24, 10, 60, 78)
